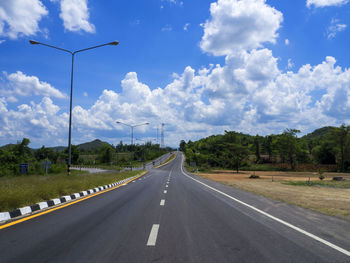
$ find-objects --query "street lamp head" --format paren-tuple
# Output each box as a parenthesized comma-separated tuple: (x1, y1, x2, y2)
(29, 40, 40, 45)
(108, 41, 119, 46)
(145, 122, 149, 125)
(116, 121, 121, 123)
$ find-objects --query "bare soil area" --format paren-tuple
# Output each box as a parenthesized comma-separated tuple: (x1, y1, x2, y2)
(198, 171, 350, 221)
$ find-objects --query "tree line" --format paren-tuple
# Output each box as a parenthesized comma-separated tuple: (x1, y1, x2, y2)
(180, 125, 350, 172)
(0, 139, 171, 177)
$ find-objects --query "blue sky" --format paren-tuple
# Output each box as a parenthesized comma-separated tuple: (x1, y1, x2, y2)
(0, 0, 350, 148)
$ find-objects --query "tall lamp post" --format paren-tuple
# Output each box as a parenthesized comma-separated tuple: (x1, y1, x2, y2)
(116, 121, 149, 145)
(116, 121, 149, 171)
(30, 40, 119, 174)
(136, 138, 155, 170)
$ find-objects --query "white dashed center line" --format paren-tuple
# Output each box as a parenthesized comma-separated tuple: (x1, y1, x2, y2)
(164, 190, 167, 194)
(160, 199, 165, 206)
(147, 224, 160, 246)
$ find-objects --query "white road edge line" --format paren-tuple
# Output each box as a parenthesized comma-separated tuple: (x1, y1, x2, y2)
(180, 155, 350, 257)
(147, 224, 160, 246)
(160, 199, 165, 206)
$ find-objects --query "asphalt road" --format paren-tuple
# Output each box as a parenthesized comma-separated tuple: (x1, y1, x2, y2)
(0, 152, 350, 262)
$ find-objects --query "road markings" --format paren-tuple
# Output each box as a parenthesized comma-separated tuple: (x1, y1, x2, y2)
(164, 190, 167, 194)
(165, 185, 168, 188)
(147, 224, 160, 246)
(160, 199, 165, 206)
(180, 156, 350, 257)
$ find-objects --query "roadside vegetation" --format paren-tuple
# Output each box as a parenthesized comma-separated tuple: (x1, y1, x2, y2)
(181, 125, 350, 221)
(181, 125, 350, 173)
(0, 170, 141, 212)
(0, 138, 173, 177)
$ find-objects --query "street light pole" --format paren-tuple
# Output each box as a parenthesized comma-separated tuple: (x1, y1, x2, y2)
(116, 121, 149, 171)
(30, 40, 119, 174)
(116, 121, 149, 145)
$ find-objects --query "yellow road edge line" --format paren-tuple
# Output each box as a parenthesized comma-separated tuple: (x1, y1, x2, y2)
(154, 153, 177, 169)
(0, 171, 147, 230)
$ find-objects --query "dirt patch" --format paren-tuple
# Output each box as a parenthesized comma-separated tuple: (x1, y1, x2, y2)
(198, 171, 350, 222)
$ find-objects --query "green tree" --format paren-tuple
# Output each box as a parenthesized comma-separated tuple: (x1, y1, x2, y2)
(312, 141, 336, 164)
(274, 129, 301, 170)
(179, 140, 186, 152)
(64, 145, 80, 164)
(225, 143, 249, 173)
(254, 135, 261, 163)
(331, 124, 350, 171)
(262, 135, 273, 162)
(99, 145, 114, 164)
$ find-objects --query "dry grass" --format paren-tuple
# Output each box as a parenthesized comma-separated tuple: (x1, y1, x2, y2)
(198, 171, 350, 221)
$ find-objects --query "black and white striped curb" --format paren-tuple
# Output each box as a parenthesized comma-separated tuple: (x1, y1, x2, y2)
(0, 174, 141, 222)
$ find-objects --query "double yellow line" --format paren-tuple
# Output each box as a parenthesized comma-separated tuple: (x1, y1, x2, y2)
(0, 172, 146, 230)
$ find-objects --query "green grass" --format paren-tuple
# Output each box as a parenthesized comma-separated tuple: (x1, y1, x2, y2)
(283, 180, 350, 188)
(0, 170, 141, 212)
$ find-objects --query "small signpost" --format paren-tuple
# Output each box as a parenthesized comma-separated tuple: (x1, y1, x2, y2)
(42, 160, 52, 174)
(19, 163, 29, 174)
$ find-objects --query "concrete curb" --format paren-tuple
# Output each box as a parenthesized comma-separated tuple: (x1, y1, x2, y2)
(0, 173, 145, 223)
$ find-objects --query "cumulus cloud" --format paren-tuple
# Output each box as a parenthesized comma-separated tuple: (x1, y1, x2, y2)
(0, 97, 67, 145)
(327, 19, 347, 39)
(57, 0, 95, 33)
(306, 0, 349, 7)
(0, 71, 66, 100)
(0, 0, 48, 39)
(1, 0, 349, 147)
(200, 0, 283, 56)
(285, 39, 290, 45)
(1, 54, 350, 147)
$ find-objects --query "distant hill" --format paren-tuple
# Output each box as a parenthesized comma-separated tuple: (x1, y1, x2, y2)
(301, 126, 335, 141)
(77, 139, 111, 151)
(49, 146, 66, 152)
(0, 143, 17, 150)
(47, 139, 111, 152)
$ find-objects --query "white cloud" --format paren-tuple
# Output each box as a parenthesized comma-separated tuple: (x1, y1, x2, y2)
(161, 25, 173, 31)
(285, 39, 290, 45)
(184, 23, 190, 31)
(2, 54, 350, 147)
(83, 92, 88, 97)
(0, 40, 5, 44)
(200, 0, 283, 56)
(161, 0, 184, 7)
(287, 58, 294, 69)
(306, 0, 349, 7)
(0, 97, 67, 145)
(327, 19, 347, 39)
(0, 71, 66, 99)
(1, 0, 350, 148)
(57, 0, 95, 33)
(0, 0, 48, 39)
